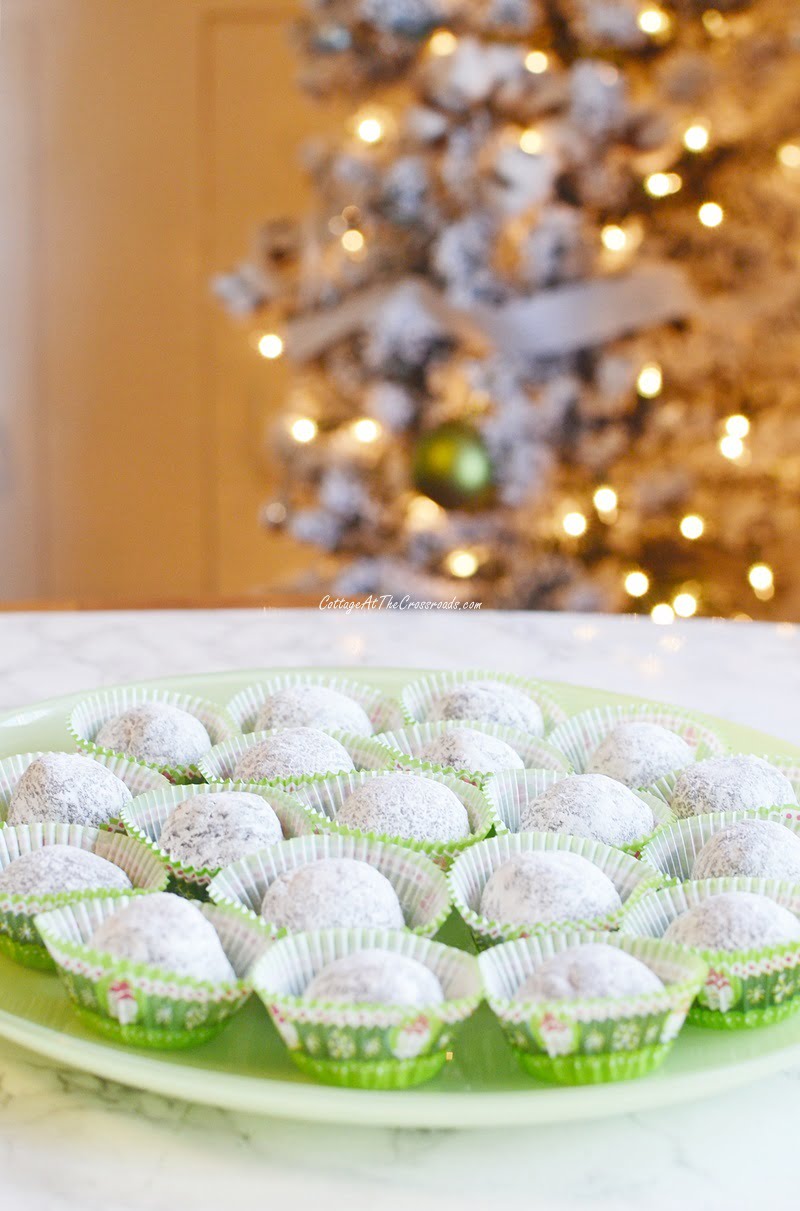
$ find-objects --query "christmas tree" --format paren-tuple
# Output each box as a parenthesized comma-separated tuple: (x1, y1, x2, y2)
(214, 0, 800, 619)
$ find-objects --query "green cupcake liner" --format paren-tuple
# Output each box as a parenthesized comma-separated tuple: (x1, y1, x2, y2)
(480, 930, 706, 1086)
(546, 703, 728, 780)
(639, 807, 800, 884)
(0, 750, 170, 831)
(0, 824, 168, 970)
(68, 688, 240, 784)
(619, 876, 800, 1028)
(292, 1049, 447, 1089)
(374, 721, 571, 788)
(448, 832, 662, 951)
(484, 769, 676, 858)
(250, 926, 482, 1088)
(646, 754, 800, 818)
(36, 896, 269, 1048)
(290, 768, 497, 870)
(227, 673, 404, 736)
(197, 730, 401, 792)
(207, 832, 452, 940)
(120, 782, 317, 900)
(399, 670, 567, 736)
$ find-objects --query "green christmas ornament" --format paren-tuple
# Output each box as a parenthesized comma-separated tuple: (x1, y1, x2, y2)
(412, 422, 494, 510)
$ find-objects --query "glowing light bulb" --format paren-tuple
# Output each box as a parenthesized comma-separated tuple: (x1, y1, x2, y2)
(778, 142, 800, 169)
(519, 127, 543, 155)
(651, 603, 675, 625)
(257, 332, 284, 359)
(428, 29, 457, 55)
(447, 549, 479, 578)
(593, 486, 618, 513)
(351, 417, 381, 443)
(637, 363, 663, 398)
(683, 123, 710, 152)
(645, 172, 682, 198)
(624, 571, 650, 598)
(562, 511, 587, 537)
(290, 417, 317, 444)
(719, 434, 744, 460)
(680, 514, 705, 540)
(341, 229, 365, 254)
(702, 9, 728, 37)
(673, 592, 698, 618)
(698, 201, 724, 227)
(407, 495, 443, 530)
(748, 563, 774, 592)
(601, 224, 627, 252)
(725, 414, 750, 438)
(357, 116, 384, 144)
(524, 50, 549, 74)
(638, 6, 671, 35)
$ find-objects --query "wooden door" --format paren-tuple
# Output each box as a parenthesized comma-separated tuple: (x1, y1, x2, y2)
(0, 0, 345, 600)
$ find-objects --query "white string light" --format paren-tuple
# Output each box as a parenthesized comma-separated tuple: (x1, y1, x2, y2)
(624, 571, 649, 597)
(562, 511, 587, 537)
(290, 417, 317, 444)
(447, 549, 479, 578)
(257, 333, 284, 359)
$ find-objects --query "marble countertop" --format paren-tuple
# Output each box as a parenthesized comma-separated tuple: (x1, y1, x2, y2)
(0, 607, 797, 1211)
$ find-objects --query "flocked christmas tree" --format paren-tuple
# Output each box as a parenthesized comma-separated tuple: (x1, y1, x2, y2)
(215, 0, 800, 619)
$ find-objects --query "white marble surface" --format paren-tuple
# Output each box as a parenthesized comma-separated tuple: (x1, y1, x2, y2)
(0, 607, 797, 1211)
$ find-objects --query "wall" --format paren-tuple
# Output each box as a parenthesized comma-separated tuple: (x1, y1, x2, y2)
(0, 0, 344, 600)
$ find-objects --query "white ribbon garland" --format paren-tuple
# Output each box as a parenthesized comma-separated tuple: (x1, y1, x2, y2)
(284, 263, 696, 363)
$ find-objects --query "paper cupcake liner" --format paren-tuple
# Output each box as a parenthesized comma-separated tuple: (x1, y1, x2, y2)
(197, 730, 401, 792)
(36, 896, 268, 1048)
(68, 688, 240, 784)
(207, 832, 452, 940)
(120, 782, 317, 899)
(250, 927, 482, 1088)
(639, 808, 800, 884)
(479, 930, 707, 1085)
(0, 825, 168, 970)
(399, 670, 567, 736)
(619, 877, 800, 1028)
(374, 721, 571, 789)
(484, 769, 675, 858)
(646, 753, 800, 818)
(227, 673, 404, 736)
(448, 832, 662, 951)
(290, 768, 496, 870)
(546, 703, 728, 780)
(0, 750, 170, 832)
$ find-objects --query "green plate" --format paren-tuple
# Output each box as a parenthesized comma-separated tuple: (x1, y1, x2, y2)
(1, 667, 799, 1128)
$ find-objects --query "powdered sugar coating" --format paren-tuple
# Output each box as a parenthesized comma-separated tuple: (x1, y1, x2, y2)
(417, 727, 525, 774)
(671, 756, 797, 819)
(515, 942, 664, 1003)
(519, 774, 655, 847)
(95, 703, 211, 766)
(0, 844, 132, 896)
(88, 892, 235, 981)
(691, 819, 800, 882)
(428, 680, 544, 736)
(336, 773, 470, 843)
(304, 948, 443, 1005)
(253, 686, 373, 737)
(8, 753, 133, 828)
(260, 858, 404, 931)
(232, 728, 355, 782)
(158, 792, 283, 870)
(663, 890, 800, 951)
(480, 851, 622, 927)
(587, 722, 694, 789)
